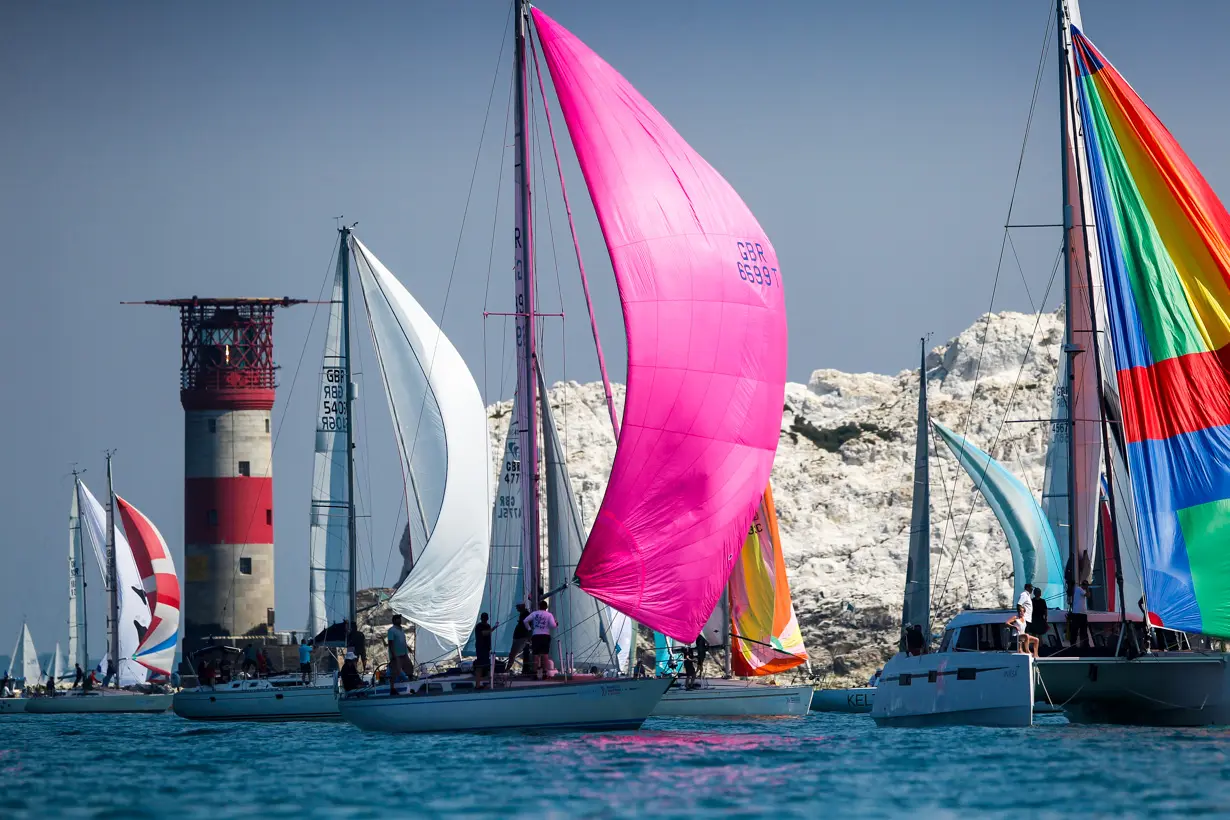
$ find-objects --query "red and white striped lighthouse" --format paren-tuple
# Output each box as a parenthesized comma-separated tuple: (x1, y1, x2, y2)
(139, 297, 304, 652)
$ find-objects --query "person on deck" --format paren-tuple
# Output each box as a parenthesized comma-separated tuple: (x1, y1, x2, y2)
(524, 600, 558, 680)
(1007, 606, 1035, 657)
(72, 663, 84, 690)
(387, 614, 414, 695)
(1070, 580, 1093, 649)
(1017, 584, 1034, 632)
(256, 648, 268, 678)
(1029, 586, 1050, 652)
(694, 633, 710, 679)
(508, 604, 532, 675)
(682, 647, 698, 690)
(347, 624, 368, 672)
(473, 613, 494, 688)
(101, 658, 117, 688)
(906, 624, 926, 656)
(298, 640, 314, 683)
(340, 650, 363, 692)
(242, 643, 258, 677)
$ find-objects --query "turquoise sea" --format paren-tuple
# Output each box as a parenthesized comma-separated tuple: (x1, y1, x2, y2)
(2, 712, 1228, 818)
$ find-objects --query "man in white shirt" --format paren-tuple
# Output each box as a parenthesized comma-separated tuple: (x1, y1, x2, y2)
(1017, 584, 1034, 627)
(1070, 580, 1092, 649)
(523, 600, 559, 680)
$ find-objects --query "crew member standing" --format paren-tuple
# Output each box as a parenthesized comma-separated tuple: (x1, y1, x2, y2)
(387, 614, 414, 694)
(523, 601, 558, 680)
(473, 613, 494, 688)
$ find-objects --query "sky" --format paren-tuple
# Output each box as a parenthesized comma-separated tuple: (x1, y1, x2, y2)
(3, 0, 1230, 660)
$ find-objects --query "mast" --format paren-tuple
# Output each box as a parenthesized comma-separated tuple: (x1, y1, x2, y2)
(340, 225, 358, 630)
(514, 0, 541, 607)
(902, 338, 930, 649)
(105, 450, 118, 686)
(69, 472, 88, 671)
(1057, 0, 1080, 610)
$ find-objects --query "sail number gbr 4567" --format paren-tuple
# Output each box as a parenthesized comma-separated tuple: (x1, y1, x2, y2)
(736, 240, 778, 287)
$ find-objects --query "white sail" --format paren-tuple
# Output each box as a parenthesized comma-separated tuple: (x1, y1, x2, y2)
(68, 481, 87, 670)
(77, 480, 150, 686)
(465, 394, 526, 660)
(49, 642, 66, 686)
(351, 237, 492, 655)
(538, 370, 624, 672)
(307, 254, 351, 638)
(8, 624, 41, 684)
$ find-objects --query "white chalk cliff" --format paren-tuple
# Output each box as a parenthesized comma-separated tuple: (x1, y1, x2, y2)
(486, 310, 1065, 684)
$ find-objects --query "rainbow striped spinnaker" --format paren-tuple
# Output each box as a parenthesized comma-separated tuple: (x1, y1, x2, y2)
(1071, 27, 1230, 635)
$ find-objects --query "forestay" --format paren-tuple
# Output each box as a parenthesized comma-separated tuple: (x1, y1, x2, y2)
(533, 8, 789, 641)
(933, 422, 1064, 606)
(351, 237, 491, 655)
(77, 480, 150, 686)
(308, 255, 351, 637)
(1069, 25, 1230, 635)
(116, 494, 180, 676)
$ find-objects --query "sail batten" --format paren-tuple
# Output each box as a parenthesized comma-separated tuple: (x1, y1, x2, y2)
(532, 8, 788, 642)
(1068, 21, 1230, 635)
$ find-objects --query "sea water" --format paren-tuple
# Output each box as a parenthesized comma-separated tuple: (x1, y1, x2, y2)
(1, 712, 1228, 818)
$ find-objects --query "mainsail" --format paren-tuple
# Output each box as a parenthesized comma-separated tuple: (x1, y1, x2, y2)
(1067, 24, 1230, 635)
(729, 485, 808, 676)
(538, 368, 628, 672)
(77, 480, 150, 686)
(68, 481, 87, 671)
(308, 254, 351, 637)
(351, 237, 491, 658)
(533, 8, 789, 641)
(116, 494, 180, 675)
(901, 343, 930, 643)
(932, 422, 1065, 605)
(7, 624, 41, 684)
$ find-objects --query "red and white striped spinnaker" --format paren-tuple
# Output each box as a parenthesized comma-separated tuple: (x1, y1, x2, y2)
(116, 495, 180, 675)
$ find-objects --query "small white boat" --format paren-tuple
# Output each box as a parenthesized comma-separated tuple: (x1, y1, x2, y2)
(340, 676, 670, 733)
(653, 679, 811, 717)
(810, 687, 875, 713)
(25, 689, 172, 714)
(173, 674, 340, 722)
(872, 649, 1035, 728)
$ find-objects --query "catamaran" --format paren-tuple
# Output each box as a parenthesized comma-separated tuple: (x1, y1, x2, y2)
(339, 0, 788, 733)
(653, 486, 813, 717)
(28, 455, 177, 714)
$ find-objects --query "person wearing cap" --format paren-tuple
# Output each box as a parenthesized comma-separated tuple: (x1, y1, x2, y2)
(340, 650, 363, 692)
(387, 614, 414, 695)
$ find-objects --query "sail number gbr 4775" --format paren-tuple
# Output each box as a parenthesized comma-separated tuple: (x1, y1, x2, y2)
(736, 240, 778, 287)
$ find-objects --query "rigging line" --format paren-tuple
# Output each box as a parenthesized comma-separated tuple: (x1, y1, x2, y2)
(480, 29, 517, 380)
(935, 246, 1063, 610)
(529, 29, 620, 438)
(927, 420, 971, 608)
(219, 233, 339, 626)
(1006, 231, 1038, 313)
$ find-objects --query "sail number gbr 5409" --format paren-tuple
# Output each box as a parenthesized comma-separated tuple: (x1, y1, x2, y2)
(319, 367, 348, 432)
(736, 240, 778, 287)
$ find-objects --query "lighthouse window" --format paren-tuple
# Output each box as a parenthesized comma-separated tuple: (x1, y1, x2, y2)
(265, 418, 270, 433)
(208, 419, 217, 434)
(266, 509, 272, 526)
(239, 557, 252, 575)
(206, 509, 218, 526)
(238, 461, 251, 477)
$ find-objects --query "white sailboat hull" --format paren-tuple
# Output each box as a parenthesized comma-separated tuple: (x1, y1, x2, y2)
(653, 680, 811, 717)
(173, 676, 340, 722)
(0, 697, 28, 714)
(811, 687, 876, 713)
(1037, 652, 1230, 726)
(872, 652, 1034, 728)
(340, 677, 669, 733)
(25, 690, 171, 714)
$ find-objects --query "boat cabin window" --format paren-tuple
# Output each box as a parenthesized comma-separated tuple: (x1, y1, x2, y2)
(451, 682, 476, 692)
(939, 629, 955, 652)
(954, 627, 978, 652)
(428, 683, 443, 694)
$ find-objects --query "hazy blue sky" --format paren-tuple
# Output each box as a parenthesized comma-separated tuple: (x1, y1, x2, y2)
(3, 1, 1230, 657)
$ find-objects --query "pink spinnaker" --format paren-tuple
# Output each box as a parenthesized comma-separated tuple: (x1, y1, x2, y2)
(532, 8, 788, 642)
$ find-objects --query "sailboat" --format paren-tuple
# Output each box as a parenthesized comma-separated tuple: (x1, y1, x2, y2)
(174, 228, 359, 722)
(654, 486, 813, 716)
(340, 0, 787, 733)
(0, 623, 43, 714)
(28, 456, 174, 714)
(1021, 0, 1230, 726)
(871, 341, 1038, 727)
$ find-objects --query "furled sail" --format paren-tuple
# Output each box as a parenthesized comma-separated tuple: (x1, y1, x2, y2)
(351, 237, 491, 656)
(308, 254, 351, 637)
(466, 394, 526, 659)
(1068, 26, 1230, 635)
(533, 8, 789, 641)
(538, 367, 627, 672)
(77, 480, 150, 686)
(116, 494, 180, 675)
(933, 422, 1065, 605)
(901, 343, 930, 644)
(68, 481, 87, 671)
(7, 624, 41, 684)
(729, 485, 808, 676)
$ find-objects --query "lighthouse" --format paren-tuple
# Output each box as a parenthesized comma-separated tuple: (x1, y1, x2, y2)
(137, 297, 305, 653)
